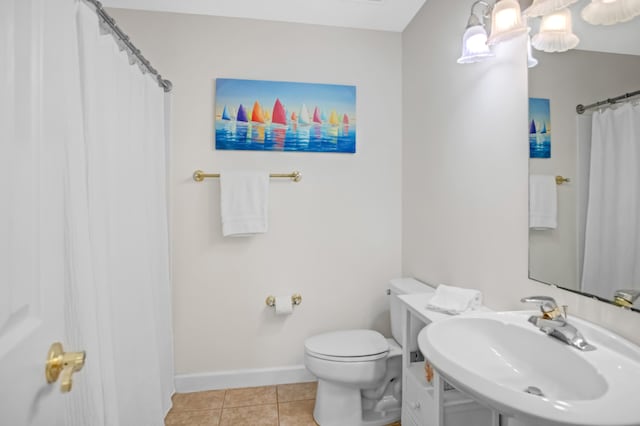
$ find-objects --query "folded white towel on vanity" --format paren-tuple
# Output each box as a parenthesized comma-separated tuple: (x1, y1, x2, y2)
(220, 171, 269, 237)
(426, 284, 483, 315)
(529, 175, 557, 230)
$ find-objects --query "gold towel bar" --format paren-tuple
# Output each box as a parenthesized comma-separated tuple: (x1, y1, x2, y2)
(193, 170, 302, 182)
(555, 176, 570, 185)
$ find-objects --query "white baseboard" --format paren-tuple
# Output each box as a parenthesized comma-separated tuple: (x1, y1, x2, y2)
(174, 365, 316, 393)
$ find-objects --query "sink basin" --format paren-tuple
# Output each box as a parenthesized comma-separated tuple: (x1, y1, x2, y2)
(418, 311, 640, 426)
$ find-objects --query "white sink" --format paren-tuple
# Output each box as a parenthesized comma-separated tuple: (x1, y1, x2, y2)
(418, 311, 640, 426)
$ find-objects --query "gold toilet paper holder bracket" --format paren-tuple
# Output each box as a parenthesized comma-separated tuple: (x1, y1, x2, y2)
(266, 294, 302, 307)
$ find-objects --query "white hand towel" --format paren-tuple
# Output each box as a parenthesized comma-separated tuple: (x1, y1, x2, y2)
(426, 284, 483, 315)
(220, 171, 269, 237)
(529, 175, 557, 230)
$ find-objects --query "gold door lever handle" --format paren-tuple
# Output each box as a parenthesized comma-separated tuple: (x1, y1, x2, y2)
(45, 342, 86, 393)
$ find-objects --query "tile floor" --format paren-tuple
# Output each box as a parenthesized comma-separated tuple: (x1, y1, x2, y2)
(165, 382, 402, 426)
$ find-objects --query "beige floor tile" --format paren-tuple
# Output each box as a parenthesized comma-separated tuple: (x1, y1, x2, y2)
(278, 400, 318, 426)
(219, 404, 279, 426)
(223, 385, 277, 408)
(164, 409, 221, 426)
(171, 390, 226, 411)
(277, 382, 317, 403)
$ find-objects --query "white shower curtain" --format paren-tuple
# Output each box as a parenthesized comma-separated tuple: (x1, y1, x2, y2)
(582, 102, 640, 304)
(63, 1, 174, 424)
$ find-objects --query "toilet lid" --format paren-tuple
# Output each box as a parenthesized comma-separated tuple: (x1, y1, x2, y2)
(304, 329, 389, 358)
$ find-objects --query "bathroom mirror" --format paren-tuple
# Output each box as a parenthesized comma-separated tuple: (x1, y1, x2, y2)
(527, 13, 640, 312)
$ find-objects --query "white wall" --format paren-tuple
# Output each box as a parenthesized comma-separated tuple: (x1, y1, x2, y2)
(529, 50, 640, 290)
(402, 0, 640, 345)
(109, 10, 403, 375)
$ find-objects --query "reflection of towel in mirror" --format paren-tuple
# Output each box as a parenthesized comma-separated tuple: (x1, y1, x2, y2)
(529, 175, 557, 230)
(426, 284, 482, 315)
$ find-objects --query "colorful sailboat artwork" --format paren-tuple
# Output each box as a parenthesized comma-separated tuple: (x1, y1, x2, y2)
(214, 78, 356, 153)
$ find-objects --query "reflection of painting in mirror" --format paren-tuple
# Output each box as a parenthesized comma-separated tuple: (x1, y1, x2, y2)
(529, 98, 551, 158)
(529, 50, 640, 310)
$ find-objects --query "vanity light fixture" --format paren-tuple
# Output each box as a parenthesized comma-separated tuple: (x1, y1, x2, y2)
(457, 1, 496, 63)
(532, 8, 580, 52)
(459, 0, 639, 64)
(581, 0, 640, 25)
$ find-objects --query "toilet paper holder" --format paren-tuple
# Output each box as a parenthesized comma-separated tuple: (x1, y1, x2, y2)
(265, 294, 302, 308)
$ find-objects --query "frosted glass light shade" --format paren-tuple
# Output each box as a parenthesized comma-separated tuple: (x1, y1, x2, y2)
(532, 8, 580, 52)
(524, 0, 579, 17)
(487, 0, 528, 45)
(457, 25, 495, 64)
(581, 0, 640, 25)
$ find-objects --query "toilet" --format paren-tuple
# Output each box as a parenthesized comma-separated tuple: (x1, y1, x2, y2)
(304, 278, 432, 426)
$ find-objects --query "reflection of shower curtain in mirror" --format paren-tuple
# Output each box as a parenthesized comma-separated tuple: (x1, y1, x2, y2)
(582, 102, 640, 306)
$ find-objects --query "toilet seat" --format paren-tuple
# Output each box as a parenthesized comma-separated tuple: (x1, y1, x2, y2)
(304, 329, 389, 362)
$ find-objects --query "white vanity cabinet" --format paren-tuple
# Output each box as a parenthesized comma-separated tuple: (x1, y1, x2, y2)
(399, 293, 496, 426)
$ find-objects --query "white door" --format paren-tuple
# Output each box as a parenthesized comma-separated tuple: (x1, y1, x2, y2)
(0, 1, 81, 424)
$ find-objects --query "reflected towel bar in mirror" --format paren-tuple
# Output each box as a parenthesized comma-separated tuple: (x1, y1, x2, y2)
(192, 170, 302, 182)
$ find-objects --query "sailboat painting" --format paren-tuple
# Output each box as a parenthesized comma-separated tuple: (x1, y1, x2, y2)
(529, 97, 551, 158)
(215, 78, 356, 153)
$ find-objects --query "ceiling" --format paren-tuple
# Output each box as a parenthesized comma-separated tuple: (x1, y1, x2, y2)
(101, 0, 428, 32)
(102, 0, 639, 55)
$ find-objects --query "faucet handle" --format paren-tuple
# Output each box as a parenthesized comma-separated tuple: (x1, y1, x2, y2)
(521, 296, 562, 319)
(614, 289, 640, 307)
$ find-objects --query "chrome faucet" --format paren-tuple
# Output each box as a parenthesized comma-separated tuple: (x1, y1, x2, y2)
(521, 296, 595, 351)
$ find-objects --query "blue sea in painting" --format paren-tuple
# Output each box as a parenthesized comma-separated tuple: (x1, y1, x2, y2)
(215, 121, 356, 153)
(530, 133, 551, 158)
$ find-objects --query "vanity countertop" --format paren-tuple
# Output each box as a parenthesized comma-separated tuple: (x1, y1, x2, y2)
(399, 292, 493, 324)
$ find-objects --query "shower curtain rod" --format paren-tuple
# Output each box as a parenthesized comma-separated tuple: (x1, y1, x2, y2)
(86, 0, 172, 92)
(576, 89, 640, 114)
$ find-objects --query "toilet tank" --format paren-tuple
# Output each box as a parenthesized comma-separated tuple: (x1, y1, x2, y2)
(389, 278, 433, 347)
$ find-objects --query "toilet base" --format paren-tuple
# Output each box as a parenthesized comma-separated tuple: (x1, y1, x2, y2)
(313, 379, 401, 426)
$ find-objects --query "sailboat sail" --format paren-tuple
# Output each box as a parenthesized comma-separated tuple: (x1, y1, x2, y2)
(540, 122, 547, 134)
(529, 120, 537, 134)
(299, 104, 311, 124)
(237, 104, 248, 122)
(251, 101, 265, 123)
(272, 98, 287, 125)
(312, 107, 322, 124)
(329, 110, 339, 126)
(343, 114, 349, 124)
(221, 105, 231, 120)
